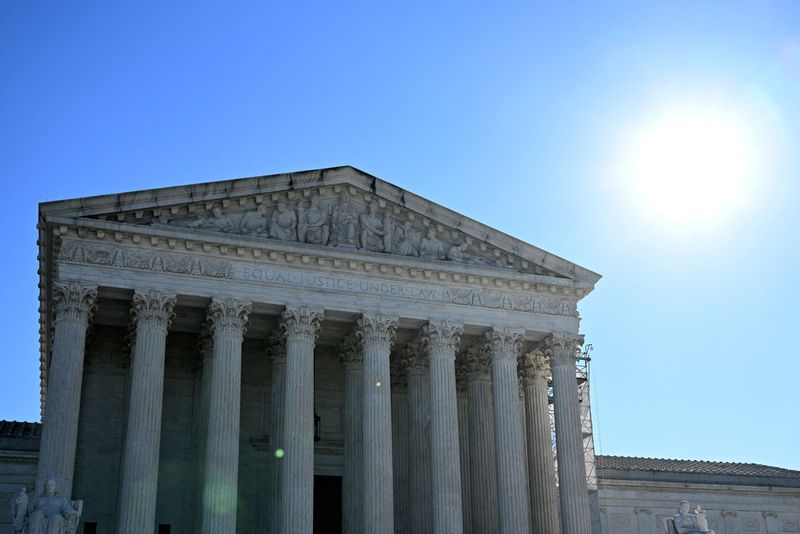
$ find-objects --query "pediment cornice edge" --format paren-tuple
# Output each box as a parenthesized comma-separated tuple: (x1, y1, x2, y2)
(38, 168, 601, 286)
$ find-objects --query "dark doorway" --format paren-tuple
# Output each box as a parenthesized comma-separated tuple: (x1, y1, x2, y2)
(313, 475, 342, 534)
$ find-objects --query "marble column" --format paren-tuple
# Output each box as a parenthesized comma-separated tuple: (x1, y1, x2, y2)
(340, 336, 363, 534)
(464, 344, 498, 533)
(116, 291, 176, 534)
(356, 314, 398, 534)
(193, 329, 213, 534)
(201, 298, 251, 534)
(420, 321, 464, 534)
(546, 333, 591, 534)
(519, 349, 560, 534)
(391, 357, 410, 534)
(267, 333, 287, 534)
(37, 281, 97, 498)
(455, 354, 472, 534)
(403, 342, 432, 534)
(487, 328, 531, 534)
(279, 306, 324, 534)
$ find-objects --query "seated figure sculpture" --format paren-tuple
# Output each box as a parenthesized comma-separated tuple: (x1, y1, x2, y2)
(669, 501, 715, 534)
(11, 478, 83, 534)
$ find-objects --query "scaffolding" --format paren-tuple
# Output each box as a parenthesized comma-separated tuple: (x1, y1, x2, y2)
(548, 344, 597, 490)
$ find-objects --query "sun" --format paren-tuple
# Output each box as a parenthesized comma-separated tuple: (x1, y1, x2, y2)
(624, 107, 758, 228)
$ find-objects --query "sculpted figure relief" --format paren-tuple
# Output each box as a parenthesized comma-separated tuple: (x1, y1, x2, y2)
(269, 202, 298, 241)
(671, 501, 715, 534)
(358, 203, 389, 252)
(239, 204, 268, 236)
(159, 191, 534, 272)
(188, 206, 237, 233)
(394, 221, 420, 257)
(331, 192, 359, 247)
(11, 479, 83, 534)
(298, 196, 331, 245)
(419, 228, 444, 259)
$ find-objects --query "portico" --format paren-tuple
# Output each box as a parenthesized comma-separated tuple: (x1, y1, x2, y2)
(35, 166, 600, 534)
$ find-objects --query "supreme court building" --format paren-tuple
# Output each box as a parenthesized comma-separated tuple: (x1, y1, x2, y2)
(32, 166, 601, 534)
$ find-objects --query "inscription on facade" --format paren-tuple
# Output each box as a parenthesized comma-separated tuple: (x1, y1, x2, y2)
(233, 264, 576, 317)
(58, 240, 577, 317)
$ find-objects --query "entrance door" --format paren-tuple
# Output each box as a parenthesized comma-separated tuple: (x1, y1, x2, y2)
(313, 475, 342, 534)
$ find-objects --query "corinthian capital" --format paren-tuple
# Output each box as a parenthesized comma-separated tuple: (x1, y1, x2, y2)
(419, 320, 463, 354)
(52, 281, 97, 324)
(518, 348, 549, 385)
(280, 305, 324, 342)
(338, 335, 362, 369)
(485, 327, 524, 362)
(131, 290, 176, 332)
(355, 314, 398, 349)
(463, 344, 491, 380)
(266, 330, 287, 365)
(544, 332, 584, 368)
(208, 298, 251, 339)
(399, 341, 426, 374)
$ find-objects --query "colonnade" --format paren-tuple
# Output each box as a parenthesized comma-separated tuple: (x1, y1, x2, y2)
(37, 281, 593, 534)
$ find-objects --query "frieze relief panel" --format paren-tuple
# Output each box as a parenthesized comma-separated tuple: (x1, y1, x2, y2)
(86, 185, 565, 277)
(57, 239, 578, 318)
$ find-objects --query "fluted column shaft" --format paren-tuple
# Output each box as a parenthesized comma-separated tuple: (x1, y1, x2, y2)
(520, 351, 560, 534)
(193, 332, 213, 534)
(457, 395, 471, 533)
(268, 335, 288, 534)
(117, 291, 175, 534)
(487, 328, 531, 534)
(201, 298, 251, 534)
(547, 333, 591, 534)
(405, 348, 432, 534)
(357, 315, 398, 534)
(421, 321, 464, 534)
(465, 347, 498, 533)
(37, 282, 97, 498)
(455, 356, 472, 534)
(280, 307, 323, 534)
(391, 364, 410, 534)
(341, 337, 363, 534)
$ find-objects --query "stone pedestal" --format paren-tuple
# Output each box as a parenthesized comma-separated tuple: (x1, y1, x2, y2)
(547, 333, 591, 534)
(37, 282, 97, 498)
(340, 336, 363, 534)
(279, 306, 323, 534)
(356, 314, 398, 534)
(519, 350, 560, 534)
(487, 328, 531, 534)
(116, 291, 175, 534)
(267, 333, 287, 534)
(201, 298, 251, 534)
(421, 321, 464, 534)
(464, 345, 499, 533)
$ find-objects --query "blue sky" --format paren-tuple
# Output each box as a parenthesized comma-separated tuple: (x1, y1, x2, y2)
(2, 1, 799, 469)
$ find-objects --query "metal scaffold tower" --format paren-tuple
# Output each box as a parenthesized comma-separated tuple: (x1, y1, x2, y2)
(548, 344, 597, 490)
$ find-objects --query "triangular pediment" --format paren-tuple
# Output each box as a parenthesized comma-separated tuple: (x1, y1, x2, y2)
(39, 166, 601, 287)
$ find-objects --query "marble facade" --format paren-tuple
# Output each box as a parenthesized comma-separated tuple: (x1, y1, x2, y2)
(34, 166, 601, 533)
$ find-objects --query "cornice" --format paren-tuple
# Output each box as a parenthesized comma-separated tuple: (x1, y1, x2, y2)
(48, 216, 591, 299)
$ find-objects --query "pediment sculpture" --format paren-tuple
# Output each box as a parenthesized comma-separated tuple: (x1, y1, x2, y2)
(10, 479, 83, 534)
(134, 189, 561, 276)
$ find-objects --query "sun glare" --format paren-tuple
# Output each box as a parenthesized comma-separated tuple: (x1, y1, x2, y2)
(625, 107, 758, 228)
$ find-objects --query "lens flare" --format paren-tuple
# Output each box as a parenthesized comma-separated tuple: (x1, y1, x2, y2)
(624, 106, 759, 228)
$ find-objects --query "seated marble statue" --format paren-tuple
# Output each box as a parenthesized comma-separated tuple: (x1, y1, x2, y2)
(671, 501, 715, 534)
(12, 479, 83, 534)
